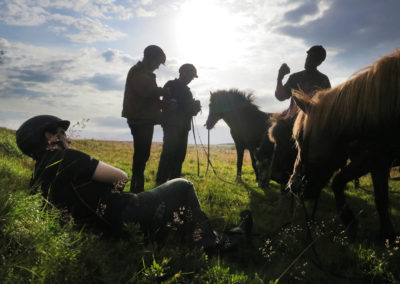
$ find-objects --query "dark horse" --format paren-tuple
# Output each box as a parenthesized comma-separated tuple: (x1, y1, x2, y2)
(205, 89, 274, 182)
(288, 50, 400, 239)
(256, 114, 298, 190)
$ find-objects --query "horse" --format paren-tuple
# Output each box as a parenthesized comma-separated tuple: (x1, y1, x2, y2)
(255, 113, 298, 190)
(288, 50, 400, 239)
(205, 89, 275, 182)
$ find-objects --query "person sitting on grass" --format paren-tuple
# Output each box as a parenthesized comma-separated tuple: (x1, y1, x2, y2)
(16, 115, 253, 250)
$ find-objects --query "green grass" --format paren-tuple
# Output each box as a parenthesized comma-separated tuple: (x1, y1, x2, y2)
(1, 126, 400, 283)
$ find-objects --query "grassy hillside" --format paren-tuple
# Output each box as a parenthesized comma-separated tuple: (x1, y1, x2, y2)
(1, 126, 400, 283)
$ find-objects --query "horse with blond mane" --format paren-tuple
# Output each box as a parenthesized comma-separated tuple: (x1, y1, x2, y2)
(288, 50, 400, 239)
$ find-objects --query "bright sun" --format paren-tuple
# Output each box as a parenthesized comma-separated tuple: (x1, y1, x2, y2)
(174, 0, 248, 66)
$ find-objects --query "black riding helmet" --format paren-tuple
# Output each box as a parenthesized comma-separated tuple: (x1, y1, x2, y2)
(16, 115, 70, 159)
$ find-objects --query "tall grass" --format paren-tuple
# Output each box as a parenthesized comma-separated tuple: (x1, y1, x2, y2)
(1, 126, 400, 283)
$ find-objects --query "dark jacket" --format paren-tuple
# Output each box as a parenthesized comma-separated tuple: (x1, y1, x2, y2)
(122, 61, 163, 123)
(162, 79, 200, 131)
(31, 149, 131, 232)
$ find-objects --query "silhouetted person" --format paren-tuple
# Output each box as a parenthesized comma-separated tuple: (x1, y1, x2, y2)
(122, 45, 168, 193)
(156, 64, 201, 185)
(275, 45, 331, 117)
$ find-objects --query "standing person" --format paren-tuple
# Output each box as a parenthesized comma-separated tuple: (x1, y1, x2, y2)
(122, 45, 168, 193)
(156, 64, 201, 185)
(275, 45, 331, 117)
(16, 115, 253, 249)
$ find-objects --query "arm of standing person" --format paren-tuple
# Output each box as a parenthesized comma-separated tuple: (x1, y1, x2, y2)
(275, 63, 292, 101)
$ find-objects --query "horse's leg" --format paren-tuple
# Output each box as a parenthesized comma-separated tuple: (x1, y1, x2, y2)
(235, 143, 244, 182)
(371, 158, 395, 239)
(331, 157, 371, 237)
(250, 150, 259, 182)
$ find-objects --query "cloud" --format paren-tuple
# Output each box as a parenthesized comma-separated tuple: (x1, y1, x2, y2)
(135, 7, 157, 17)
(0, 0, 131, 43)
(102, 50, 115, 62)
(9, 69, 55, 83)
(72, 73, 124, 91)
(283, 0, 320, 23)
(67, 18, 127, 43)
(0, 1, 48, 26)
(278, 0, 400, 62)
(91, 116, 126, 129)
(101, 49, 135, 64)
(0, 83, 47, 99)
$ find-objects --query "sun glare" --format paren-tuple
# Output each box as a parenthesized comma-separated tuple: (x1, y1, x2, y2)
(174, 0, 248, 67)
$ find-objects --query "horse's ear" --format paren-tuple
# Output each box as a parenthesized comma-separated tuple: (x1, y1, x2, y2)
(292, 90, 312, 113)
(210, 91, 213, 97)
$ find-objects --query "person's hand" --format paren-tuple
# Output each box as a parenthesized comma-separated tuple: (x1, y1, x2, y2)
(193, 100, 201, 114)
(278, 63, 290, 80)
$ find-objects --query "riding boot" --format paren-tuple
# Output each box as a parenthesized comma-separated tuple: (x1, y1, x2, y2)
(216, 210, 253, 251)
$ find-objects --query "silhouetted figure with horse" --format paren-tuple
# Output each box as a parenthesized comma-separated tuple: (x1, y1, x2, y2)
(256, 45, 331, 190)
(205, 89, 275, 183)
(288, 50, 400, 240)
(156, 64, 201, 185)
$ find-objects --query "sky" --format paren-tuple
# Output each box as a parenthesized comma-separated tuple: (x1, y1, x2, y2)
(1, 0, 400, 144)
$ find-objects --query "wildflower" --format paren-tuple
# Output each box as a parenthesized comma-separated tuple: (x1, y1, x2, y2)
(96, 203, 107, 217)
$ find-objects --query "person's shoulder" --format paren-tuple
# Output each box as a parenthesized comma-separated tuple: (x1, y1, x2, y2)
(130, 61, 150, 75)
(312, 69, 327, 78)
(286, 70, 305, 82)
(316, 70, 330, 82)
(164, 79, 180, 88)
(290, 70, 306, 78)
(62, 149, 94, 162)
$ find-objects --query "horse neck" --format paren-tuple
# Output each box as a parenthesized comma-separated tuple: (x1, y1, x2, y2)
(222, 107, 269, 133)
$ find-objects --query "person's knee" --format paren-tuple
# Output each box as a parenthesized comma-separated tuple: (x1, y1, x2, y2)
(167, 178, 192, 187)
(165, 178, 195, 194)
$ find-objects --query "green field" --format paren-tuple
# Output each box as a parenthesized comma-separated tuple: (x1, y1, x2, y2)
(1, 126, 400, 283)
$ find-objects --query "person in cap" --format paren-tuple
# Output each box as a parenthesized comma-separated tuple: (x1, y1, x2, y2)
(156, 64, 201, 185)
(16, 115, 253, 249)
(122, 45, 169, 193)
(275, 45, 331, 117)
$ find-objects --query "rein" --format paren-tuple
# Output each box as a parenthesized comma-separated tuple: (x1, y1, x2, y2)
(286, 189, 361, 281)
(192, 119, 236, 186)
(191, 118, 200, 176)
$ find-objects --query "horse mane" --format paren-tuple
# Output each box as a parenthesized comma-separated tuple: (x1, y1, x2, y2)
(210, 89, 260, 113)
(269, 113, 296, 144)
(293, 49, 400, 141)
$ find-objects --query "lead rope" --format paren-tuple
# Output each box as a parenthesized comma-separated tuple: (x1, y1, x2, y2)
(206, 129, 210, 175)
(288, 190, 359, 281)
(191, 118, 200, 176)
(192, 119, 240, 186)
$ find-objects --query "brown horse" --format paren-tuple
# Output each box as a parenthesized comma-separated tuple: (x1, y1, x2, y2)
(288, 50, 400, 239)
(205, 89, 274, 182)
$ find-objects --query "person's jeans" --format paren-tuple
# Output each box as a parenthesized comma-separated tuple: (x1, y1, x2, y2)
(156, 125, 189, 184)
(127, 120, 154, 193)
(121, 178, 216, 247)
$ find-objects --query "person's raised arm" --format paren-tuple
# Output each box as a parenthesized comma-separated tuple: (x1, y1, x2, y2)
(92, 161, 128, 184)
(275, 63, 291, 101)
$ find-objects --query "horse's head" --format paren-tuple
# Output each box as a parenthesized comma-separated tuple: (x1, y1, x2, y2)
(205, 89, 257, 130)
(255, 115, 298, 189)
(205, 91, 223, 129)
(287, 91, 343, 199)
